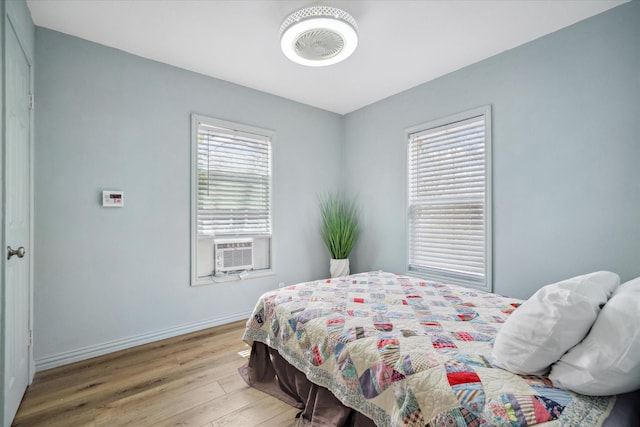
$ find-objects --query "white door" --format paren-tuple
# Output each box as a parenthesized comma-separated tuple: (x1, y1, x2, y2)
(3, 17, 32, 426)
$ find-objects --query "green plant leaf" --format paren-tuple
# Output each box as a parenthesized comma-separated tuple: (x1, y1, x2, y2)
(318, 192, 360, 259)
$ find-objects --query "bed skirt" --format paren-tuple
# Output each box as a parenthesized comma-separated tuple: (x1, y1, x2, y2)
(239, 341, 376, 427)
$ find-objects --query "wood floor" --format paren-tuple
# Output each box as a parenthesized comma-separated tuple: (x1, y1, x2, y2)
(13, 321, 299, 427)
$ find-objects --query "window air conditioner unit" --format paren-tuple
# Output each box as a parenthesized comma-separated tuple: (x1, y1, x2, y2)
(214, 238, 254, 273)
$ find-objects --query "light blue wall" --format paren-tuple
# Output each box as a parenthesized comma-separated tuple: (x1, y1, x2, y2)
(33, 28, 343, 364)
(344, 1, 640, 299)
(34, 1, 639, 365)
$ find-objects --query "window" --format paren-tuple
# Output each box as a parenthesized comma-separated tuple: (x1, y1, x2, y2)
(406, 106, 492, 291)
(191, 115, 273, 285)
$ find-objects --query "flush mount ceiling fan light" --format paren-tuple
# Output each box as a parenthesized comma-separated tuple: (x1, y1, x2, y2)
(280, 6, 358, 67)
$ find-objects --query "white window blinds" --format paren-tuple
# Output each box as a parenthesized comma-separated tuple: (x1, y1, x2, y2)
(196, 120, 272, 237)
(408, 112, 491, 290)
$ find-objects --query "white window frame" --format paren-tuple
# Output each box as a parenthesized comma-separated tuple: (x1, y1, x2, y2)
(190, 114, 275, 286)
(405, 106, 492, 291)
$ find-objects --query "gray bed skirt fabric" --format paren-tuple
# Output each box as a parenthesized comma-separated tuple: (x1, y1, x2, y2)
(240, 342, 640, 427)
(603, 389, 640, 427)
(239, 341, 375, 427)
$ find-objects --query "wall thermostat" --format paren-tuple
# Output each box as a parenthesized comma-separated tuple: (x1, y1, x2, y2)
(103, 191, 124, 207)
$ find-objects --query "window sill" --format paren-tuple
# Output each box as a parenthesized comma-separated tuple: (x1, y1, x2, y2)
(191, 269, 275, 287)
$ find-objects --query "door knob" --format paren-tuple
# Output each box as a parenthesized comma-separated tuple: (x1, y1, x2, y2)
(7, 246, 26, 260)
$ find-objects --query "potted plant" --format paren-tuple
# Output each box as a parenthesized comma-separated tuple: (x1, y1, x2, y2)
(319, 193, 360, 278)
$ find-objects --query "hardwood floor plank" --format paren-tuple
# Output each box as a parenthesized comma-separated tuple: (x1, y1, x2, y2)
(209, 395, 295, 427)
(14, 357, 180, 422)
(255, 408, 300, 427)
(18, 339, 249, 420)
(217, 370, 251, 395)
(12, 407, 96, 427)
(12, 321, 297, 427)
(154, 386, 266, 427)
(95, 380, 225, 426)
(93, 356, 249, 426)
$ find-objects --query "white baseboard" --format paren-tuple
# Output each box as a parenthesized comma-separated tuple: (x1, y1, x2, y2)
(35, 311, 251, 372)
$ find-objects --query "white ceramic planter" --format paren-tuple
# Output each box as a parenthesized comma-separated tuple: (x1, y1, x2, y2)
(330, 258, 350, 278)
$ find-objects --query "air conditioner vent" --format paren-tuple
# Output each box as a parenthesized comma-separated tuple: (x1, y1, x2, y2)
(214, 238, 254, 273)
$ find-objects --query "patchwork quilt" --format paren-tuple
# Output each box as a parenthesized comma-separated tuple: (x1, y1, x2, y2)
(243, 271, 615, 427)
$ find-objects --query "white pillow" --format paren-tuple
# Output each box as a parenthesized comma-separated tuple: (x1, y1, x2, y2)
(617, 275, 640, 293)
(549, 278, 640, 395)
(492, 271, 619, 376)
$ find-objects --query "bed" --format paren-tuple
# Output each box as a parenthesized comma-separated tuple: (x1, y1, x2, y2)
(240, 271, 639, 426)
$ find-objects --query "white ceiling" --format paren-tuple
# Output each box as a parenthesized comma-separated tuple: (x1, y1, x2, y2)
(27, 0, 627, 115)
